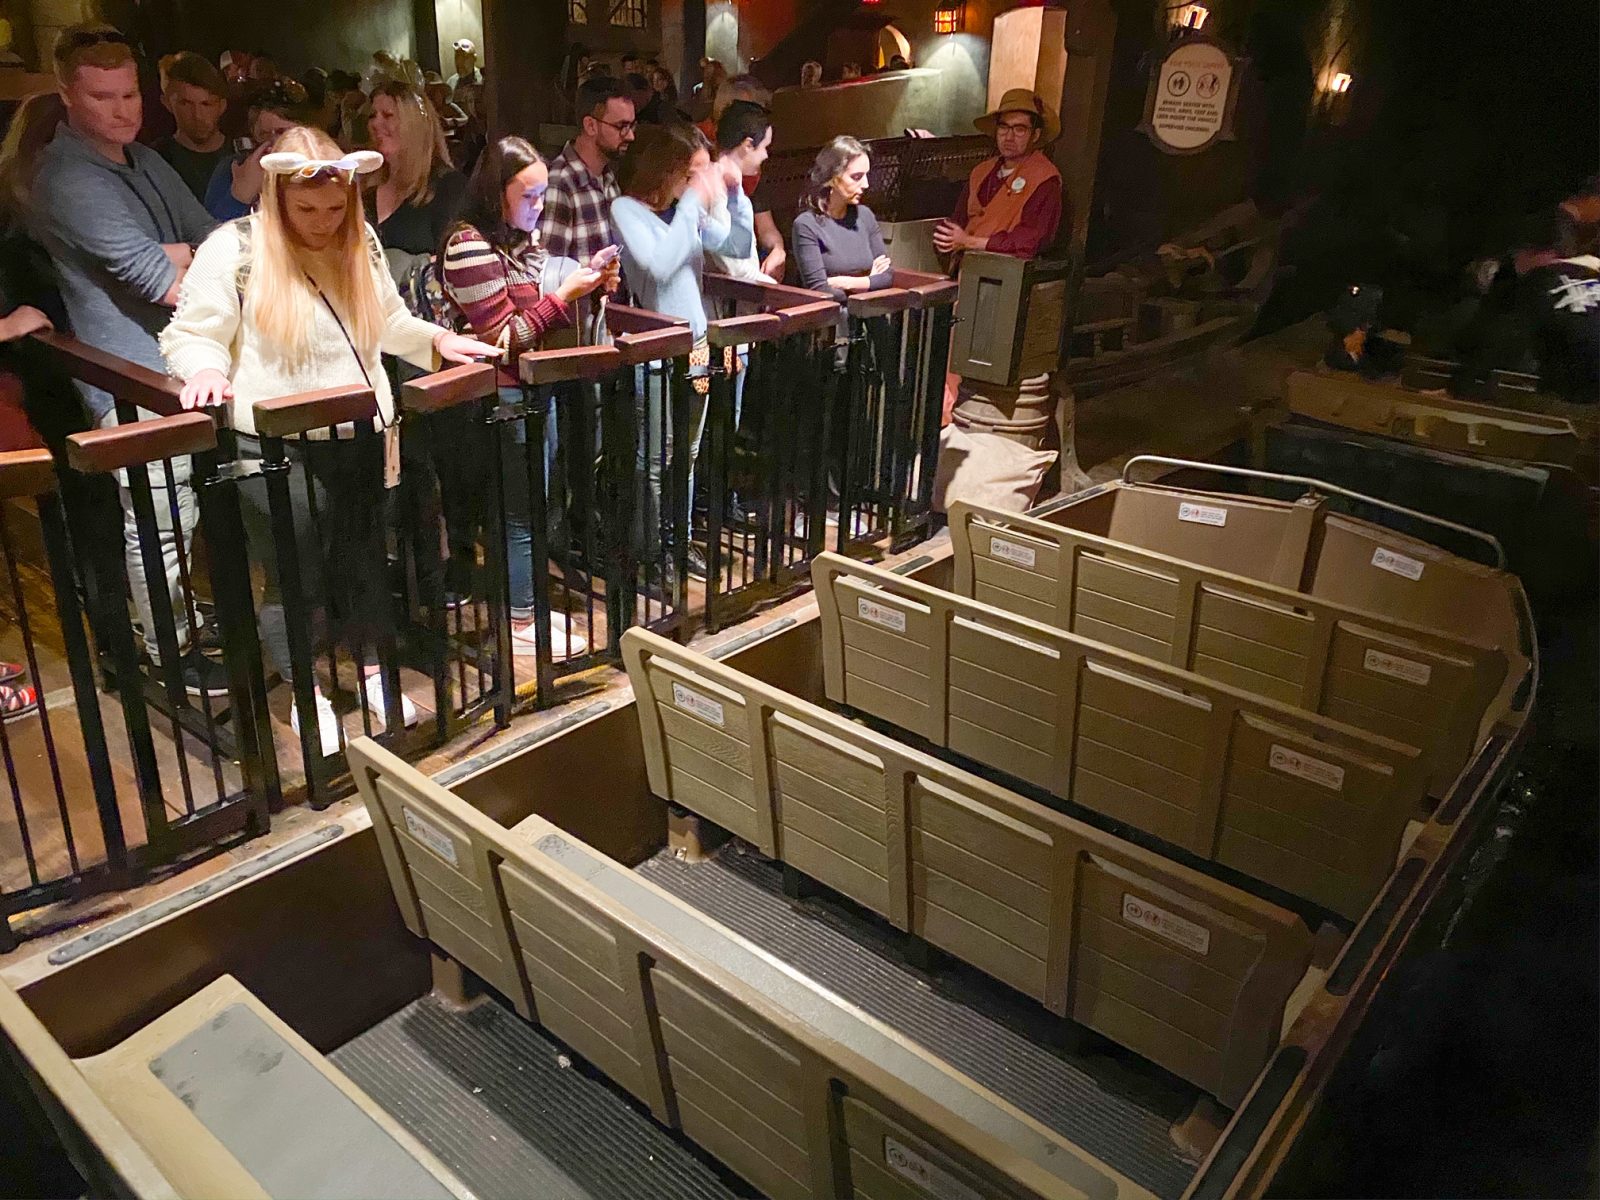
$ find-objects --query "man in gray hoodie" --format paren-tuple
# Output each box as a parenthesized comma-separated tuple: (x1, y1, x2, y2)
(31, 24, 225, 696)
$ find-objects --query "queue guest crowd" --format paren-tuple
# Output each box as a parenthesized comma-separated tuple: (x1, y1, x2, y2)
(0, 23, 1106, 742)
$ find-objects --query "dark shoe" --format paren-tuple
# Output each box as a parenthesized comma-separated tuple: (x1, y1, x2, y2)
(181, 650, 231, 698)
(686, 544, 709, 579)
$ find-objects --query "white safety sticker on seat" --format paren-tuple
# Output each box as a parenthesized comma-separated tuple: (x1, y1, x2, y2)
(403, 807, 459, 867)
(671, 682, 725, 727)
(884, 1137, 984, 1200)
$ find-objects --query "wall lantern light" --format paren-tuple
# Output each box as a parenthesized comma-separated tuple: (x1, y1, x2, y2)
(1329, 71, 1353, 94)
(1170, 3, 1209, 31)
(933, 2, 964, 34)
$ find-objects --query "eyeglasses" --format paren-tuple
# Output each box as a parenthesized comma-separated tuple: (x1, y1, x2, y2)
(996, 121, 1036, 135)
(595, 118, 638, 135)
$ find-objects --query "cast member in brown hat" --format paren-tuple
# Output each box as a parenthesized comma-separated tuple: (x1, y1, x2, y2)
(933, 88, 1063, 262)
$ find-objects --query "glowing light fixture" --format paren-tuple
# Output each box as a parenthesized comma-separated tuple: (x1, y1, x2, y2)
(933, 2, 964, 34)
(1329, 71, 1353, 94)
(1171, 3, 1209, 30)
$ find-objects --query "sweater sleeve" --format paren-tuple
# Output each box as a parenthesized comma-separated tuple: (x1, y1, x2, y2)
(440, 228, 571, 362)
(36, 160, 176, 304)
(864, 209, 893, 290)
(203, 155, 250, 222)
(369, 227, 443, 370)
(703, 185, 754, 261)
(158, 223, 242, 381)
(790, 213, 842, 301)
(613, 194, 703, 286)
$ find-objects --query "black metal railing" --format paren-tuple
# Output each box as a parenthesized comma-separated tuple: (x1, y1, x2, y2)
(3, 265, 957, 938)
(0, 337, 280, 947)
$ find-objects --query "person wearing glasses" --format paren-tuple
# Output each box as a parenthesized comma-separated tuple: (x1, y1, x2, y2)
(30, 22, 227, 698)
(932, 89, 1064, 265)
(540, 76, 635, 268)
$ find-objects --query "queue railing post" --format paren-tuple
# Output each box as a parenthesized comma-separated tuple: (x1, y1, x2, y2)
(252, 386, 385, 808)
(398, 363, 507, 734)
(64, 409, 271, 854)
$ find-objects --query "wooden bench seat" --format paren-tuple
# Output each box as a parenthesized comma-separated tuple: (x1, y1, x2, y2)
(811, 553, 1429, 922)
(351, 737, 1153, 1200)
(948, 500, 1508, 798)
(622, 628, 1313, 1107)
(67, 975, 471, 1200)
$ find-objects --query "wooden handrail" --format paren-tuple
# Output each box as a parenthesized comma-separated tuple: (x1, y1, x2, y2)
(519, 344, 624, 385)
(701, 272, 831, 309)
(847, 287, 917, 317)
(0, 448, 58, 499)
(252, 385, 377, 439)
(775, 299, 843, 335)
(32, 330, 186, 418)
(66, 412, 216, 474)
(706, 312, 784, 348)
(401, 362, 498, 413)
(605, 304, 688, 336)
(615, 327, 695, 365)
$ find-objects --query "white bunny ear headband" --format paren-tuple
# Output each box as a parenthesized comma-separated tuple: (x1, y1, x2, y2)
(261, 150, 384, 180)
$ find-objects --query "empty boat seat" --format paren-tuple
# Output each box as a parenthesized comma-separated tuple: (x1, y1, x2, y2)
(1038, 480, 1534, 728)
(1037, 481, 1324, 589)
(350, 737, 1153, 1200)
(811, 552, 1429, 921)
(69, 975, 472, 1200)
(622, 627, 1313, 1108)
(948, 500, 1508, 798)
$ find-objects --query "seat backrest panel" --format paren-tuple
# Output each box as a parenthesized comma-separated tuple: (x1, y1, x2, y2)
(622, 629, 1313, 1107)
(950, 501, 1511, 797)
(813, 552, 1427, 921)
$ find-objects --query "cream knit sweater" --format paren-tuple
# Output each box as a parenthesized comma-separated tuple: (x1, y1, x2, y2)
(160, 220, 443, 436)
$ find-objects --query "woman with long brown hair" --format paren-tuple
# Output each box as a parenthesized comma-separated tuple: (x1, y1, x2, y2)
(439, 135, 615, 659)
(161, 125, 496, 757)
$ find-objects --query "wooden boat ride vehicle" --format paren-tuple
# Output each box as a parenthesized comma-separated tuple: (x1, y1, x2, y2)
(0, 465, 1533, 1200)
(1266, 366, 1597, 596)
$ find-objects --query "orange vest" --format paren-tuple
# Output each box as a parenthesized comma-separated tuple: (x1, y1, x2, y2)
(962, 152, 1061, 242)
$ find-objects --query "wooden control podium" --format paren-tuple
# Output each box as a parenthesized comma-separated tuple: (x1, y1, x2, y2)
(949, 251, 1074, 387)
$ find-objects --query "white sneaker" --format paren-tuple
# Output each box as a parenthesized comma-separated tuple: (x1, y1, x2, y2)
(511, 613, 588, 659)
(360, 673, 419, 731)
(290, 691, 342, 759)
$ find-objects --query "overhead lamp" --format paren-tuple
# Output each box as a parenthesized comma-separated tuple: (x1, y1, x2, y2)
(933, 2, 964, 34)
(1329, 71, 1353, 94)
(1171, 3, 1209, 31)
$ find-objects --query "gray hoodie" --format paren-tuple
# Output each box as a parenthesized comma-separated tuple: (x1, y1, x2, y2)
(30, 123, 216, 420)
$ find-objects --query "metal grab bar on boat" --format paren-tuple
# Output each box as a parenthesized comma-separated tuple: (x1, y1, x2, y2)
(1120, 454, 1508, 568)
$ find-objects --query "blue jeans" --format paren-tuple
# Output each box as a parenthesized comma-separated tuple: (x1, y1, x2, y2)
(498, 385, 558, 620)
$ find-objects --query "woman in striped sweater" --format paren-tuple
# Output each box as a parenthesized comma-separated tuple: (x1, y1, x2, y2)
(439, 135, 616, 659)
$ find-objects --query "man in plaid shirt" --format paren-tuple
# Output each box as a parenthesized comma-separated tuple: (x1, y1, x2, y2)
(540, 77, 636, 264)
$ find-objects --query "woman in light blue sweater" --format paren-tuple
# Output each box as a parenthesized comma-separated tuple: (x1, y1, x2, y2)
(611, 124, 752, 575)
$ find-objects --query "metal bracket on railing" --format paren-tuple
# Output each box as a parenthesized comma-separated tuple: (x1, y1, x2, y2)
(1119, 454, 1507, 568)
(212, 459, 264, 484)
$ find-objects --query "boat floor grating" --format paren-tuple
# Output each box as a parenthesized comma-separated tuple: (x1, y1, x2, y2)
(331, 991, 754, 1200)
(637, 842, 1200, 1200)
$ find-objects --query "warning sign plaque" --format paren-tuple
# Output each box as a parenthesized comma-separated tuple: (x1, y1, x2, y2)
(1139, 36, 1241, 155)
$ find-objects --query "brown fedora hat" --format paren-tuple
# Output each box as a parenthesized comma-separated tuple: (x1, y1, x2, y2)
(974, 88, 1061, 144)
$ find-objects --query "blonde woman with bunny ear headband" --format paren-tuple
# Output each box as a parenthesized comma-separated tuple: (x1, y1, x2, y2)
(160, 125, 498, 759)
